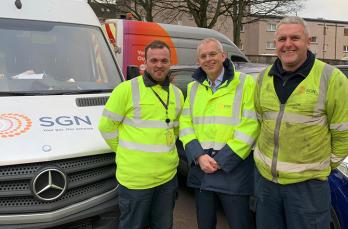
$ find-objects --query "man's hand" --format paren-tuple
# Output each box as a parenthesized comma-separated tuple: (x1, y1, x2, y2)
(197, 154, 219, 173)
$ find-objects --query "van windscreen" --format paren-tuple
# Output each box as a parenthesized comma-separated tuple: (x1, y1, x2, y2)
(0, 19, 121, 94)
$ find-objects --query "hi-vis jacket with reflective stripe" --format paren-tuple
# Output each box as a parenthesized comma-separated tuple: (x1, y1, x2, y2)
(254, 59, 348, 185)
(179, 59, 260, 194)
(99, 75, 184, 189)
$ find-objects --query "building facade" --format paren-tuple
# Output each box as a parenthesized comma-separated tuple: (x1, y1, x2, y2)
(161, 14, 348, 62)
(239, 16, 348, 61)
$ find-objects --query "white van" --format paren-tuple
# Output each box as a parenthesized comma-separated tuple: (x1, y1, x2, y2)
(0, 0, 122, 228)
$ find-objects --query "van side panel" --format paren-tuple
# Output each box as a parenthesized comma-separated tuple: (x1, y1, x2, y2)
(123, 20, 178, 74)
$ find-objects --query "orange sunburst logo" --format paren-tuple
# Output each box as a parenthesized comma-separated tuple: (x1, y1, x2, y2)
(0, 113, 32, 138)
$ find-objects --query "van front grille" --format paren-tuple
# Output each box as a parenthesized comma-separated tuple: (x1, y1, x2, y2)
(0, 153, 117, 214)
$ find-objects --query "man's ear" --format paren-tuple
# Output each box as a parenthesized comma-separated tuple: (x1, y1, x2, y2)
(307, 36, 311, 49)
(222, 52, 227, 60)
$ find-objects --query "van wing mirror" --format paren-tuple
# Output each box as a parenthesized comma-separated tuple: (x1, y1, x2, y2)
(127, 65, 140, 80)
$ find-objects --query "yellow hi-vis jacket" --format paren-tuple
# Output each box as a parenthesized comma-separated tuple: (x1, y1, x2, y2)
(254, 59, 348, 184)
(180, 70, 259, 174)
(99, 75, 184, 189)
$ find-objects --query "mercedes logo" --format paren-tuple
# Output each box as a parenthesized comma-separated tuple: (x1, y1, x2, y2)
(31, 167, 67, 201)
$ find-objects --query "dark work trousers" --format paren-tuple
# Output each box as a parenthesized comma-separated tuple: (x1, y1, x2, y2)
(118, 175, 178, 229)
(255, 171, 331, 229)
(194, 189, 252, 229)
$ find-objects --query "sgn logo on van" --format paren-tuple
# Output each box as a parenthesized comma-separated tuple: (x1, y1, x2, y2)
(39, 115, 93, 132)
(0, 113, 32, 138)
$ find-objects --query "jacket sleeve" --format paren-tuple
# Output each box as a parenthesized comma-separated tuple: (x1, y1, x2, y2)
(327, 68, 348, 169)
(214, 74, 260, 173)
(98, 81, 130, 152)
(179, 82, 204, 165)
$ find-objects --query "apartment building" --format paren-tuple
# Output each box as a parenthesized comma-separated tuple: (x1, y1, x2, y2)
(239, 15, 348, 61)
(160, 14, 348, 62)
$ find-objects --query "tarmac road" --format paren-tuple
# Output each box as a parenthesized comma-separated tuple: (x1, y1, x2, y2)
(173, 175, 229, 229)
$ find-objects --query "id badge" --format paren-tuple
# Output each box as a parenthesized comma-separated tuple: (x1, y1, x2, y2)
(166, 130, 174, 146)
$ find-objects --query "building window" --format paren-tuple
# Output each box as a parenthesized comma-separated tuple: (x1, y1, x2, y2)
(240, 24, 245, 32)
(266, 42, 275, 50)
(310, 36, 318, 43)
(344, 28, 348, 36)
(240, 43, 244, 50)
(344, 45, 348, 52)
(267, 23, 277, 32)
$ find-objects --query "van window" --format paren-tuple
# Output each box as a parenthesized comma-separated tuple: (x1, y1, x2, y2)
(0, 19, 121, 94)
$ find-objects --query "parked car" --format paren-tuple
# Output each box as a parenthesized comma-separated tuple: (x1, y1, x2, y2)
(329, 159, 348, 229)
(329, 65, 348, 229)
(336, 65, 348, 77)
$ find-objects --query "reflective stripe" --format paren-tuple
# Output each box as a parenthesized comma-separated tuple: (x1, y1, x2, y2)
(330, 122, 348, 131)
(231, 73, 246, 123)
(181, 108, 190, 116)
(129, 78, 180, 128)
(234, 130, 255, 145)
(131, 78, 141, 119)
(193, 116, 239, 125)
(179, 128, 195, 137)
(331, 153, 346, 163)
(272, 104, 286, 182)
(119, 140, 175, 153)
(254, 148, 330, 173)
(258, 68, 268, 90)
(101, 130, 119, 140)
(190, 82, 199, 116)
(173, 86, 182, 116)
(263, 112, 327, 126)
(315, 64, 334, 114)
(255, 68, 268, 122)
(103, 109, 124, 122)
(200, 142, 225, 151)
(123, 118, 176, 129)
(243, 110, 257, 120)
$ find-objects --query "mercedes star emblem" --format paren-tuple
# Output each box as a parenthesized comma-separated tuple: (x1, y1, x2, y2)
(31, 168, 67, 201)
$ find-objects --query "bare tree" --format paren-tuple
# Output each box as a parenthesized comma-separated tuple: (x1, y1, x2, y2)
(121, 0, 175, 22)
(154, 0, 232, 28)
(225, 0, 305, 47)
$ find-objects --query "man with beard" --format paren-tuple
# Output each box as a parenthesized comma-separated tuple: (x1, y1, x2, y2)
(99, 40, 184, 229)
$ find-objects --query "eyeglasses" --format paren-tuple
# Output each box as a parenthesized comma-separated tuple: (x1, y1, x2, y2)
(198, 51, 221, 60)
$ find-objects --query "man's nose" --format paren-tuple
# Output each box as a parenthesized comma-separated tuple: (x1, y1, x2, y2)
(205, 54, 213, 61)
(284, 38, 292, 46)
(156, 61, 163, 67)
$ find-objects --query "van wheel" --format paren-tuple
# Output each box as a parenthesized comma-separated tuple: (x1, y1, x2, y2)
(331, 207, 341, 229)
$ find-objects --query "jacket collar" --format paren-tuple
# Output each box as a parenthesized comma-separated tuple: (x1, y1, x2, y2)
(142, 71, 170, 89)
(269, 51, 315, 78)
(192, 58, 235, 85)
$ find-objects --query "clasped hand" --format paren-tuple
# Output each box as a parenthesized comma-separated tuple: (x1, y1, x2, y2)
(197, 154, 220, 173)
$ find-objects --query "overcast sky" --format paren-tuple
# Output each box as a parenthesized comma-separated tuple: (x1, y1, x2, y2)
(298, 0, 348, 21)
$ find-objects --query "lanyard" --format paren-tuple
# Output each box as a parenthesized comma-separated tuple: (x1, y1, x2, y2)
(150, 87, 170, 124)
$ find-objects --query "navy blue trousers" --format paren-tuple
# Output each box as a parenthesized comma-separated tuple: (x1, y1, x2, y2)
(255, 171, 331, 229)
(118, 176, 178, 229)
(194, 189, 253, 229)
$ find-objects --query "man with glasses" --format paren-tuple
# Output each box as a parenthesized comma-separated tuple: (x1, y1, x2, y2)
(179, 38, 259, 229)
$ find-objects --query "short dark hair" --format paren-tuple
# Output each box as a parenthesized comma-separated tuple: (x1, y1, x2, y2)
(144, 40, 171, 60)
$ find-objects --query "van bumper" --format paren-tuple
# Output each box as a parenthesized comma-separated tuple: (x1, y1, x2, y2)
(0, 186, 119, 229)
